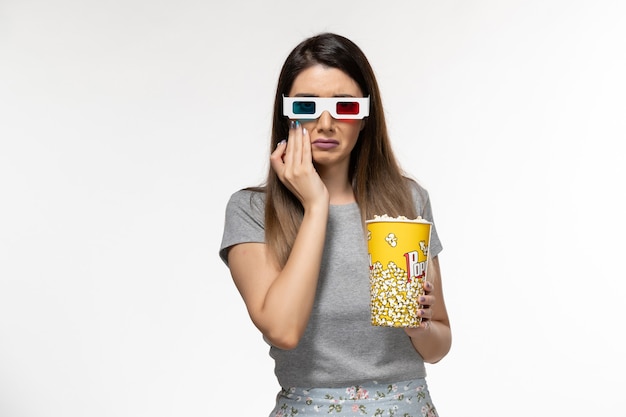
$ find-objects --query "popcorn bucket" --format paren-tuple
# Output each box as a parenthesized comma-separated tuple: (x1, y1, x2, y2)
(366, 216, 432, 328)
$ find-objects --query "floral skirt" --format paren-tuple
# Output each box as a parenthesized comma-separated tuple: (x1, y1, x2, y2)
(269, 378, 438, 417)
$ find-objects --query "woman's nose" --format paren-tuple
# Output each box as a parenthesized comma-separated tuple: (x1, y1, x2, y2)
(316, 110, 334, 130)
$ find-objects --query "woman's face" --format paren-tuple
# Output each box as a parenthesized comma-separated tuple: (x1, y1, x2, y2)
(288, 64, 366, 172)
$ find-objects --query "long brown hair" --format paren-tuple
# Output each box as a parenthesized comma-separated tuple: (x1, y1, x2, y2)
(258, 33, 417, 267)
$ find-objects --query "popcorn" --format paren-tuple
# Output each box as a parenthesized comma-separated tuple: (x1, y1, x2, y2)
(366, 215, 432, 328)
(369, 261, 425, 327)
(372, 214, 428, 223)
(385, 233, 398, 247)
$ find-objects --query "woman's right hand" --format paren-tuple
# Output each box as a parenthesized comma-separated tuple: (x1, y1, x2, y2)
(270, 121, 329, 210)
(230, 122, 330, 350)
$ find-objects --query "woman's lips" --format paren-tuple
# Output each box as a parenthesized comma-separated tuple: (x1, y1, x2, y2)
(312, 139, 339, 150)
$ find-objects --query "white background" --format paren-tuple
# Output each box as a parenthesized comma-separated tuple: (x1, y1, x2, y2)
(1, 1, 625, 416)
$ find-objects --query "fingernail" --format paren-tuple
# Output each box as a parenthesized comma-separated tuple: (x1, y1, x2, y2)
(419, 296, 426, 303)
(276, 139, 286, 148)
(303, 127, 307, 135)
(289, 121, 296, 129)
(420, 309, 426, 316)
(295, 120, 300, 127)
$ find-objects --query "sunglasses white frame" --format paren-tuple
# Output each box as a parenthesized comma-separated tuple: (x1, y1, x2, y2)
(282, 95, 370, 120)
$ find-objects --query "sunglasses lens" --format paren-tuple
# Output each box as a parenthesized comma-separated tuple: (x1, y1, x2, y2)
(336, 101, 360, 115)
(292, 101, 316, 115)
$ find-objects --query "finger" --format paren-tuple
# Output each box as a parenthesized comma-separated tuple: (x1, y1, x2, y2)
(424, 280, 434, 294)
(419, 308, 434, 321)
(270, 140, 287, 170)
(418, 294, 436, 307)
(301, 127, 313, 165)
(279, 122, 295, 166)
(282, 122, 296, 165)
(290, 120, 303, 164)
(273, 139, 287, 155)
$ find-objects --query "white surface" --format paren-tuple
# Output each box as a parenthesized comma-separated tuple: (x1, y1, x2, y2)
(1, 1, 624, 416)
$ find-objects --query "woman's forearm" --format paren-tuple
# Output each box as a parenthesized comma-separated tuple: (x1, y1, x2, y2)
(260, 203, 329, 348)
(409, 320, 452, 363)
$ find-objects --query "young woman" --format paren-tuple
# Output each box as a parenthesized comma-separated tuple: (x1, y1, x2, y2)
(219, 33, 451, 417)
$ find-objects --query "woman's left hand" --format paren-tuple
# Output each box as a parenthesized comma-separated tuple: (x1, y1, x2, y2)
(404, 280, 435, 338)
(402, 256, 451, 363)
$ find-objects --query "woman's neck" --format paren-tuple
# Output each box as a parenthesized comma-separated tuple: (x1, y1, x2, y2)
(317, 164, 355, 205)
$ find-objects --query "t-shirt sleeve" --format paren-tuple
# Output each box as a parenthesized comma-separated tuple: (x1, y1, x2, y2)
(219, 189, 266, 266)
(410, 180, 444, 259)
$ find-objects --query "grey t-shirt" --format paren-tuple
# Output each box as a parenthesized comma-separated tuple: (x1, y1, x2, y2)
(219, 182, 443, 388)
